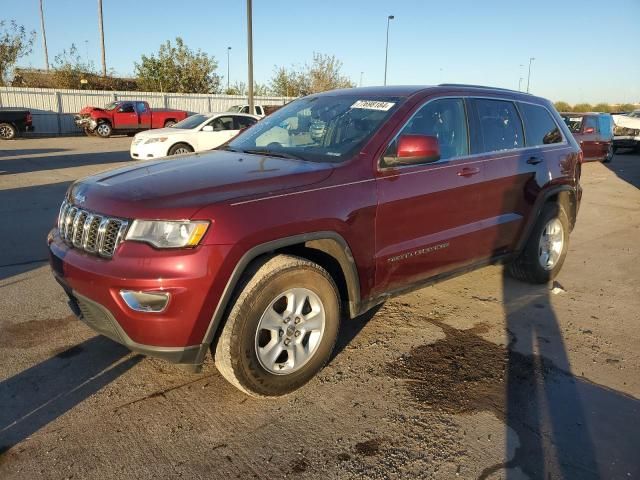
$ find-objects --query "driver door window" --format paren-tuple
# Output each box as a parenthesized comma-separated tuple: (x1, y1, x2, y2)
(197, 116, 237, 150)
(385, 98, 469, 164)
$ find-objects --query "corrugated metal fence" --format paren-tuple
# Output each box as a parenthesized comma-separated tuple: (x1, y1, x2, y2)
(0, 86, 294, 136)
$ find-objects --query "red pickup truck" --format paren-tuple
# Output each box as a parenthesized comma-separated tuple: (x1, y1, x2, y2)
(74, 100, 189, 138)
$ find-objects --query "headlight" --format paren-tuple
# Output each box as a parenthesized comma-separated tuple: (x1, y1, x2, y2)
(125, 220, 210, 248)
(144, 137, 168, 144)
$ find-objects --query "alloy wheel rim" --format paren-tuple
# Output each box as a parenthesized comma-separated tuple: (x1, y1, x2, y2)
(97, 124, 110, 136)
(174, 148, 190, 155)
(538, 218, 564, 270)
(0, 125, 13, 138)
(255, 287, 326, 375)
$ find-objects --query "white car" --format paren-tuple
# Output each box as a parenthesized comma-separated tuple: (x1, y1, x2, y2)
(130, 112, 259, 160)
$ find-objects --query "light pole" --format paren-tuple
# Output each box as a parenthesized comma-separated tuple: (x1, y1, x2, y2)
(98, 0, 106, 76)
(383, 15, 394, 86)
(360, 71, 364, 87)
(38, 0, 49, 71)
(526, 57, 535, 93)
(247, 0, 254, 113)
(518, 77, 523, 91)
(227, 46, 232, 91)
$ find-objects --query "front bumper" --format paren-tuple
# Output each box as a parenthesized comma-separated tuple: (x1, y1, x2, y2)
(48, 228, 233, 365)
(130, 139, 169, 160)
(74, 116, 97, 130)
(613, 136, 640, 149)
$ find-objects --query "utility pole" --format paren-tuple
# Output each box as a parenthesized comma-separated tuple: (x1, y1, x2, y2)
(39, 0, 49, 71)
(227, 46, 232, 91)
(247, 0, 254, 114)
(518, 77, 523, 92)
(360, 71, 363, 87)
(526, 57, 535, 93)
(98, 0, 107, 76)
(383, 15, 394, 86)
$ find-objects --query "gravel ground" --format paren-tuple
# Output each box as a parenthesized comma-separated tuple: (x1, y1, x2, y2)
(1, 137, 639, 479)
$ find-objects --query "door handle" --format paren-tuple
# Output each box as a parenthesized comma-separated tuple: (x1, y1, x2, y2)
(457, 167, 480, 177)
(526, 156, 542, 165)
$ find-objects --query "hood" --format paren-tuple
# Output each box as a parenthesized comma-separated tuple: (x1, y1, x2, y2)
(79, 106, 107, 115)
(68, 150, 334, 219)
(135, 127, 185, 138)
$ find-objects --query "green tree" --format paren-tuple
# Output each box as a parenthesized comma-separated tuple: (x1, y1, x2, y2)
(224, 80, 270, 96)
(0, 20, 35, 85)
(270, 52, 354, 96)
(51, 43, 96, 89)
(135, 37, 220, 93)
(593, 103, 611, 113)
(618, 103, 635, 113)
(554, 101, 572, 112)
(572, 103, 593, 113)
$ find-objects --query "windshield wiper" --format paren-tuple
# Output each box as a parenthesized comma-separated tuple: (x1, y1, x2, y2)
(241, 149, 304, 161)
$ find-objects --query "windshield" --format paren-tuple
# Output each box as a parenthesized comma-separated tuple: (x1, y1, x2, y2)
(103, 102, 120, 110)
(226, 95, 402, 163)
(629, 110, 640, 118)
(562, 115, 583, 133)
(170, 114, 208, 129)
(227, 105, 243, 112)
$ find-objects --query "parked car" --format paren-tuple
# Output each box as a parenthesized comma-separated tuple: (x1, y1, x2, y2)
(560, 112, 614, 162)
(226, 104, 282, 117)
(0, 108, 34, 139)
(74, 101, 189, 138)
(130, 112, 259, 159)
(49, 85, 582, 397)
(612, 110, 640, 153)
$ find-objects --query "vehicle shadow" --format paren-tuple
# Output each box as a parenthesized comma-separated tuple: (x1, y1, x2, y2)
(0, 336, 142, 454)
(0, 147, 68, 158)
(0, 181, 72, 280)
(604, 151, 640, 188)
(329, 304, 383, 362)
(478, 268, 640, 479)
(0, 150, 131, 175)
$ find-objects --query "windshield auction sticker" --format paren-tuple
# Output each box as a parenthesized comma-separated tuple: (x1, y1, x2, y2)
(350, 100, 395, 111)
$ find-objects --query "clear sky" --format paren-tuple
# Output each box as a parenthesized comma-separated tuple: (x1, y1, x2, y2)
(4, 0, 639, 104)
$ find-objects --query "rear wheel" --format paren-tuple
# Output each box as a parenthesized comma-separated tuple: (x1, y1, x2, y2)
(95, 122, 112, 138)
(164, 120, 177, 128)
(167, 143, 193, 155)
(0, 123, 17, 140)
(508, 202, 569, 284)
(213, 255, 340, 397)
(602, 144, 613, 163)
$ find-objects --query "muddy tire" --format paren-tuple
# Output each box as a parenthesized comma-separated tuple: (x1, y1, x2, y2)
(95, 122, 112, 138)
(213, 254, 340, 397)
(508, 202, 569, 284)
(167, 143, 194, 156)
(0, 123, 17, 140)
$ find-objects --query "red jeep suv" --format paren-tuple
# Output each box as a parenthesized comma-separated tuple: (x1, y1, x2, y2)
(48, 85, 582, 397)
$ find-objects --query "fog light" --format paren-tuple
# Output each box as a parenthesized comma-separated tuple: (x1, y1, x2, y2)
(120, 290, 169, 313)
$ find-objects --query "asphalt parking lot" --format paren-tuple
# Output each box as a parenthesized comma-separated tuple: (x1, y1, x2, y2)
(1, 137, 639, 479)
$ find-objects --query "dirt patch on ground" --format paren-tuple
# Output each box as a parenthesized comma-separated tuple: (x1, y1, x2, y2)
(388, 318, 554, 421)
(0, 316, 75, 349)
(354, 438, 382, 456)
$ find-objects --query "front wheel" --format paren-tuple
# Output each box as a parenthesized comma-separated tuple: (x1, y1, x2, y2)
(508, 202, 569, 284)
(167, 143, 194, 155)
(602, 144, 613, 163)
(95, 122, 112, 138)
(0, 123, 17, 140)
(213, 255, 340, 397)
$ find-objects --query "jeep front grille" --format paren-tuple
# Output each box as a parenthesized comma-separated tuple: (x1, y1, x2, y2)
(57, 200, 129, 258)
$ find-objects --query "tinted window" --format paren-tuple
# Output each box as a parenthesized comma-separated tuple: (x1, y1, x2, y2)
(119, 103, 135, 113)
(562, 115, 583, 133)
(391, 98, 469, 160)
(597, 115, 613, 138)
(519, 103, 562, 145)
(256, 106, 263, 115)
(136, 102, 148, 113)
(583, 116, 597, 132)
(235, 116, 257, 129)
(472, 99, 523, 152)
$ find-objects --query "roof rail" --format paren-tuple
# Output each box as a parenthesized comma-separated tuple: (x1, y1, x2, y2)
(438, 83, 530, 95)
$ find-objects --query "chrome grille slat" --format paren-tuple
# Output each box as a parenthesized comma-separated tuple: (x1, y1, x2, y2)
(56, 201, 128, 259)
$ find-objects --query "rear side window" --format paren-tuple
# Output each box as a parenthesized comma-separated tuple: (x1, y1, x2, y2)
(519, 103, 562, 146)
(598, 115, 613, 137)
(235, 116, 257, 129)
(392, 98, 469, 160)
(470, 99, 524, 153)
(136, 102, 148, 113)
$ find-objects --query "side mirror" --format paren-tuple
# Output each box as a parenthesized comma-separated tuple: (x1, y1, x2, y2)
(202, 125, 214, 132)
(386, 134, 440, 167)
(583, 127, 595, 134)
